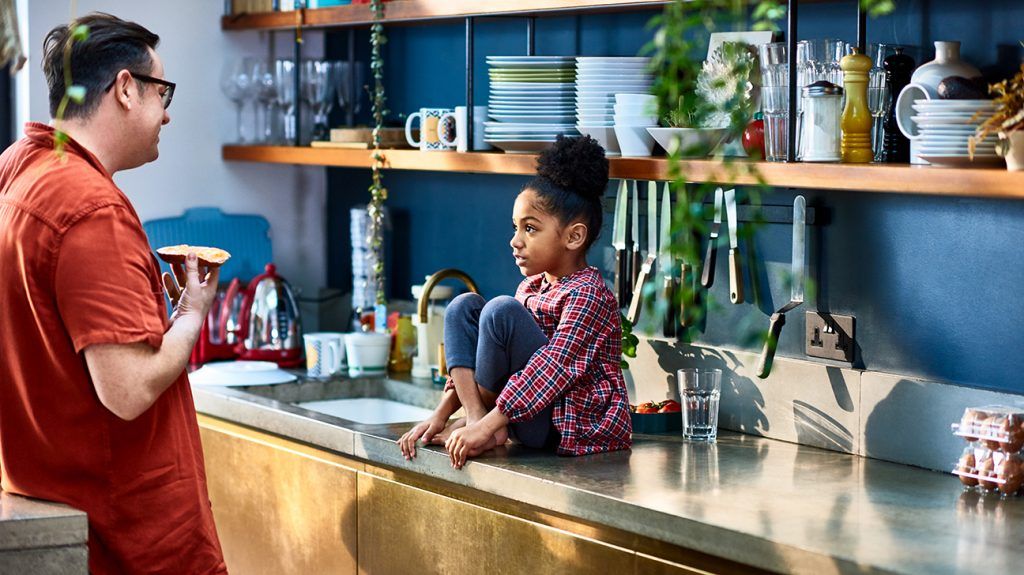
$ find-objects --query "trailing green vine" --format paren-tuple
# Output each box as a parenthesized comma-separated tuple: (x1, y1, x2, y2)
(53, 0, 88, 158)
(645, 0, 894, 343)
(368, 0, 388, 309)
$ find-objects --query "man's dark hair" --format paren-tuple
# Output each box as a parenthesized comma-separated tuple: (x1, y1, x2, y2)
(42, 13, 160, 120)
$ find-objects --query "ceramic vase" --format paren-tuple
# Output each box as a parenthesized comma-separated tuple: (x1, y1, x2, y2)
(912, 41, 982, 96)
(1001, 131, 1024, 172)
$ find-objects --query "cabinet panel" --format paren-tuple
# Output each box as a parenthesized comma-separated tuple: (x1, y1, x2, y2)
(199, 416, 359, 575)
(357, 473, 635, 575)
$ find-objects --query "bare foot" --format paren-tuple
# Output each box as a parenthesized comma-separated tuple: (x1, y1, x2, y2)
(492, 425, 509, 448)
(429, 417, 466, 444)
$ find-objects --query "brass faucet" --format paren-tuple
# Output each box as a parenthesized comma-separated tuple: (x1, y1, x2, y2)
(417, 268, 480, 323)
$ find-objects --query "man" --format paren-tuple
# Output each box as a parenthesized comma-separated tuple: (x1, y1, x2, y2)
(0, 13, 227, 574)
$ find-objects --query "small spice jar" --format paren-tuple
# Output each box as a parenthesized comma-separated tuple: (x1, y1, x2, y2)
(800, 80, 844, 162)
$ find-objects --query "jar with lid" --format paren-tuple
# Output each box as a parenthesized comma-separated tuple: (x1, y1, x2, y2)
(800, 80, 844, 162)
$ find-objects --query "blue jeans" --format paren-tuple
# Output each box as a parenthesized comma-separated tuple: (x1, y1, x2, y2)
(444, 293, 557, 449)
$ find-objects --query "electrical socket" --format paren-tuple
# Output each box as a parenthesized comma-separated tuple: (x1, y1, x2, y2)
(805, 311, 855, 363)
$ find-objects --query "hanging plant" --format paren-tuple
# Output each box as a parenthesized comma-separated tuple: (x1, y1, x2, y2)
(645, 0, 895, 341)
(367, 0, 389, 313)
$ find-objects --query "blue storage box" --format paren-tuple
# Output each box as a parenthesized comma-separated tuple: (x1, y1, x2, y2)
(143, 207, 272, 283)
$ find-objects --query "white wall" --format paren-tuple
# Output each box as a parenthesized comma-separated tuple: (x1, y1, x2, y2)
(17, 1, 328, 322)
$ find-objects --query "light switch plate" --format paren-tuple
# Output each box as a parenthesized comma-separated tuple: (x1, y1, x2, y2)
(805, 311, 855, 363)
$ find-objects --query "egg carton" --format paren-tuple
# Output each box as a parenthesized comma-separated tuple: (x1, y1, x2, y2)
(952, 444, 1024, 496)
(951, 405, 1024, 452)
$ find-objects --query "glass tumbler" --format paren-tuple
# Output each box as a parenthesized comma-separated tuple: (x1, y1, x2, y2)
(677, 368, 722, 442)
(761, 86, 790, 162)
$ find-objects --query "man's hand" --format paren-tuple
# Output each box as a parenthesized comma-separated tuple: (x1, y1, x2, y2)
(162, 252, 219, 324)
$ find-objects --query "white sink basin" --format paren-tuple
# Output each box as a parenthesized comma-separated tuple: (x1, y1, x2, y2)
(295, 398, 434, 425)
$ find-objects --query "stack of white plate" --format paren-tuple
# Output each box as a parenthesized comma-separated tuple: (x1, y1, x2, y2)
(575, 57, 654, 156)
(485, 56, 579, 153)
(911, 99, 1003, 167)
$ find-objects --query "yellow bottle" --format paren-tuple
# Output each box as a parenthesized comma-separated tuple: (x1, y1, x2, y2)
(840, 47, 874, 163)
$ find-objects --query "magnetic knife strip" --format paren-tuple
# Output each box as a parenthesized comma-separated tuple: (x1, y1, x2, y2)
(600, 196, 824, 226)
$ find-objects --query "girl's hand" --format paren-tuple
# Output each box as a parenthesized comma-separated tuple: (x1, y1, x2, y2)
(445, 422, 494, 469)
(398, 416, 447, 460)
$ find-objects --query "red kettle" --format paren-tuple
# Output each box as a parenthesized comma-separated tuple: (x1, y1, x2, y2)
(235, 263, 304, 367)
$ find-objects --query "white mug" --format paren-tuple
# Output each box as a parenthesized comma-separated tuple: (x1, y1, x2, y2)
(895, 83, 931, 165)
(304, 332, 345, 378)
(438, 106, 492, 152)
(405, 108, 454, 151)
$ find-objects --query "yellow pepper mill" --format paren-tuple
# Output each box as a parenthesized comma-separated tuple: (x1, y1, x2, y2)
(840, 47, 874, 163)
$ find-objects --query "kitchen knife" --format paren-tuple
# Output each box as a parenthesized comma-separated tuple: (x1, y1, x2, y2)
(756, 195, 806, 379)
(724, 188, 743, 304)
(659, 182, 677, 337)
(611, 179, 628, 307)
(627, 181, 661, 325)
(627, 254, 657, 325)
(630, 180, 641, 292)
(647, 180, 658, 271)
(700, 187, 724, 289)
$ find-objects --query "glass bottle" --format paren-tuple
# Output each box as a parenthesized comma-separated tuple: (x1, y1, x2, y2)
(800, 81, 843, 162)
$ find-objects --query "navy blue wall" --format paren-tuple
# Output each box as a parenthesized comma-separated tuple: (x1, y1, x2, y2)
(327, 0, 1024, 393)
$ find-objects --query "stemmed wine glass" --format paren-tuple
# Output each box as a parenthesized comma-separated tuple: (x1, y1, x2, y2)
(251, 60, 278, 144)
(275, 59, 296, 145)
(221, 57, 256, 143)
(302, 60, 336, 142)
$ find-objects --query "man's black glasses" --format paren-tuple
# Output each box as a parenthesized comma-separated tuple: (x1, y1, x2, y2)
(104, 72, 176, 109)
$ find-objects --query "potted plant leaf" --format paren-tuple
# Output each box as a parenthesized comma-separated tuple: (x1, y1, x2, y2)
(971, 62, 1024, 171)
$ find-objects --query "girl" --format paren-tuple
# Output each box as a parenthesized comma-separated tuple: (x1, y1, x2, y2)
(397, 135, 632, 469)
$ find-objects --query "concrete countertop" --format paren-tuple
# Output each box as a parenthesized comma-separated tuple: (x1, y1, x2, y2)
(193, 378, 1023, 575)
(0, 492, 87, 551)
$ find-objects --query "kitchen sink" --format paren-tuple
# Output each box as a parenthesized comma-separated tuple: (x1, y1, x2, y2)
(295, 398, 435, 425)
(235, 376, 444, 426)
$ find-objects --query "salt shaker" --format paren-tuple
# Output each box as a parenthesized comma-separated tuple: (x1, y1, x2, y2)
(882, 47, 915, 163)
(840, 47, 874, 163)
(800, 81, 844, 162)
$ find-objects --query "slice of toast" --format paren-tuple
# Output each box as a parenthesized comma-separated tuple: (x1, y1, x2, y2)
(156, 245, 232, 268)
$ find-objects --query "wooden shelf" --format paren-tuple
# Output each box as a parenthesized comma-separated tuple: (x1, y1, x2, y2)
(221, 9, 303, 31)
(222, 1, 670, 31)
(222, 145, 1024, 199)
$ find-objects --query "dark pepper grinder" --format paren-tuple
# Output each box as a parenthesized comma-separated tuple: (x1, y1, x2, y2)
(882, 47, 915, 163)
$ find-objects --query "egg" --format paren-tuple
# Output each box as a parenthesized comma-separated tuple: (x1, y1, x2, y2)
(957, 451, 978, 487)
(997, 454, 1023, 495)
(977, 453, 998, 490)
(959, 410, 980, 442)
(983, 416, 1008, 450)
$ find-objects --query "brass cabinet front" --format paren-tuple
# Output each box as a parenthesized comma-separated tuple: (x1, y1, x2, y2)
(357, 473, 636, 575)
(199, 416, 360, 575)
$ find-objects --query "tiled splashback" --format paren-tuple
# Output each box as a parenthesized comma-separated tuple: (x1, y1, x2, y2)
(627, 337, 1024, 472)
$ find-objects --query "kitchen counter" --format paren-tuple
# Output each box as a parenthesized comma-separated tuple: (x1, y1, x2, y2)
(0, 491, 87, 574)
(194, 378, 1022, 575)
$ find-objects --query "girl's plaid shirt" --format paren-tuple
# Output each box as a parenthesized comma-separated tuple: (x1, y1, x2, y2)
(497, 266, 632, 456)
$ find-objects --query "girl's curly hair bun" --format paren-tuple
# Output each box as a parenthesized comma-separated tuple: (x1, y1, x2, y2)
(535, 135, 609, 202)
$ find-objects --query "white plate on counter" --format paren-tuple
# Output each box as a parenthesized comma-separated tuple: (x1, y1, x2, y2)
(189, 361, 298, 387)
(488, 114, 576, 123)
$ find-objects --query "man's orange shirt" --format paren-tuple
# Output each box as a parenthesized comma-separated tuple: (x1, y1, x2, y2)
(0, 124, 226, 574)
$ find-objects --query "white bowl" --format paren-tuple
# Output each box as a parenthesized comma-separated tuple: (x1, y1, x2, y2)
(613, 114, 659, 125)
(646, 127, 729, 157)
(615, 93, 657, 106)
(345, 332, 391, 377)
(613, 102, 657, 116)
(577, 125, 620, 156)
(613, 125, 656, 157)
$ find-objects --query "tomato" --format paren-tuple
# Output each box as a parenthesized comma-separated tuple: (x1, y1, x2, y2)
(635, 401, 660, 414)
(658, 400, 682, 413)
(742, 114, 766, 159)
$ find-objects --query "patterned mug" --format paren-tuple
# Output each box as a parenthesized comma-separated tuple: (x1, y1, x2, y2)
(405, 108, 455, 151)
(304, 332, 345, 378)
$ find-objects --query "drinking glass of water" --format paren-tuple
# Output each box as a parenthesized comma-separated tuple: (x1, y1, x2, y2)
(677, 368, 722, 442)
